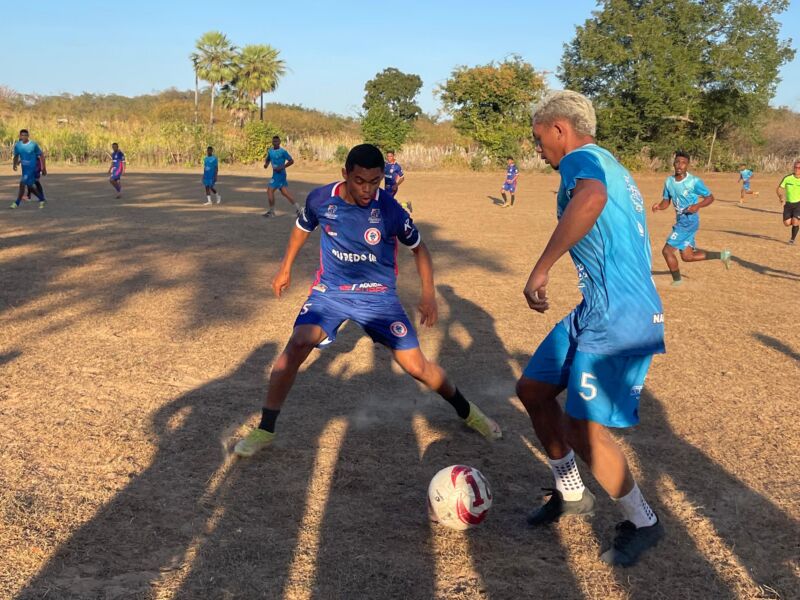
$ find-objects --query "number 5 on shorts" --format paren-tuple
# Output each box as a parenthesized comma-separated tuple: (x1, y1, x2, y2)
(579, 372, 597, 401)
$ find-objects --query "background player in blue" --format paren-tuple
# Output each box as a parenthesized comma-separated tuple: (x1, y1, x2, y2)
(202, 146, 221, 205)
(108, 143, 125, 198)
(384, 150, 411, 213)
(651, 151, 731, 286)
(263, 135, 300, 218)
(500, 156, 518, 208)
(11, 129, 47, 209)
(737, 163, 758, 204)
(234, 144, 501, 457)
(519, 91, 665, 566)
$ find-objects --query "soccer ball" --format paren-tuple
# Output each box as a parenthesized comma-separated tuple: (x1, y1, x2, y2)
(427, 465, 492, 530)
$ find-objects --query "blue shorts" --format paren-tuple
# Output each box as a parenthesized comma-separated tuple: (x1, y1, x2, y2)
(110, 170, 123, 182)
(294, 292, 419, 351)
(666, 217, 698, 250)
(742, 180, 751, 191)
(269, 173, 288, 189)
(502, 182, 517, 193)
(20, 170, 37, 186)
(203, 177, 216, 187)
(523, 322, 653, 428)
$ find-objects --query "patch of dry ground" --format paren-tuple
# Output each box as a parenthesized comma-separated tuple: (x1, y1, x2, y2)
(0, 164, 797, 599)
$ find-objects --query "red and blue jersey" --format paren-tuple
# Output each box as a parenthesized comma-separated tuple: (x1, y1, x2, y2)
(296, 181, 421, 295)
(384, 161, 404, 189)
(110, 150, 125, 176)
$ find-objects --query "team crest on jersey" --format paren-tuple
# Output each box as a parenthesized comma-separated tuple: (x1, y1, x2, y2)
(325, 204, 338, 219)
(390, 321, 408, 337)
(369, 208, 381, 224)
(364, 228, 381, 245)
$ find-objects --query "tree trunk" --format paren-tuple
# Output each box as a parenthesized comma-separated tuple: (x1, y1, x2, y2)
(194, 74, 199, 125)
(210, 84, 215, 129)
(706, 126, 718, 171)
(260, 90, 264, 121)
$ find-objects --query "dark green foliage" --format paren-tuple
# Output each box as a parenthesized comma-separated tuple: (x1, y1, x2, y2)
(361, 68, 422, 150)
(241, 120, 284, 164)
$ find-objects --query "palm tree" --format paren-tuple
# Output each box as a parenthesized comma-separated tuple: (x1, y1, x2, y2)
(219, 82, 256, 128)
(193, 31, 236, 128)
(237, 44, 286, 121)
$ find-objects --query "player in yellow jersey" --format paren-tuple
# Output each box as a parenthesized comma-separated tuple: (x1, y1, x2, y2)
(776, 159, 800, 245)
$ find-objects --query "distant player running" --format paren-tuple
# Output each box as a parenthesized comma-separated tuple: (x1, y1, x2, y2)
(519, 91, 665, 567)
(202, 146, 221, 205)
(10, 129, 47, 209)
(108, 143, 125, 198)
(501, 156, 519, 208)
(651, 151, 731, 286)
(737, 164, 758, 204)
(263, 135, 300, 218)
(385, 150, 411, 213)
(777, 159, 800, 245)
(234, 144, 501, 457)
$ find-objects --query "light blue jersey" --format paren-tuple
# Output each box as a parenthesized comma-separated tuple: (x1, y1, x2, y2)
(739, 169, 753, 182)
(13, 140, 43, 172)
(203, 155, 218, 185)
(556, 144, 665, 356)
(662, 173, 711, 215)
(267, 147, 292, 171)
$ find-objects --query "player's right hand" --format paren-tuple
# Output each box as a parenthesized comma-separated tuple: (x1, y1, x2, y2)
(524, 270, 550, 313)
(13, 164, 17, 171)
(651, 202, 661, 212)
(272, 270, 291, 297)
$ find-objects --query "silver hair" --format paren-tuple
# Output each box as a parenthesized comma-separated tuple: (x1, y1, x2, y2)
(531, 90, 597, 137)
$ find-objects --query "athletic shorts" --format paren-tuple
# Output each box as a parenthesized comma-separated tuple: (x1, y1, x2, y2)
(742, 180, 751, 191)
(502, 182, 517, 193)
(203, 177, 216, 187)
(523, 321, 653, 428)
(666, 215, 699, 250)
(783, 202, 800, 221)
(110, 170, 123, 181)
(294, 291, 419, 351)
(20, 170, 37, 186)
(269, 172, 288, 189)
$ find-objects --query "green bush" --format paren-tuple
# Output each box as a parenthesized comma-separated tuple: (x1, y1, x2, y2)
(333, 144, 349, 165)
(241, 120, 284, 164)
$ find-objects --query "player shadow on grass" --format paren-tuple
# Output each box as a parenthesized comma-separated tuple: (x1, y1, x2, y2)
(735, 204, 782, 215)
(713, 229, 786, 244)
(17, 342, 279, 599)
(487, 195, 506, 207)
(730, 256, 800, 281)
(752, 332, 800, 362)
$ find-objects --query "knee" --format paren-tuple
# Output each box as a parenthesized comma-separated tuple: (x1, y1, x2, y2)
(516, 377, 546, 411)
(661, 246, 673, 259)
(399, 355, 428, 380)
(284, 336, 316, 363)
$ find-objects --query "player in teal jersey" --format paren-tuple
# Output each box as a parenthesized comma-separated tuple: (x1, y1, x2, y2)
(263, 135, 300, 218)
(737, 164, 758, 204)
(652, 151, 731, 286)
(519, 91, 665, 567)
(10, 130, 47, 209)
(202, 146, 221, 205)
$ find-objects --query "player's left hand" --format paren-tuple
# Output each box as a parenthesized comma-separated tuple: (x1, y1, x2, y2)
(418, 294, 438, 327)
(524, 269, 550, 313)
(13, 164, 17, 171)
(41, 169, 47, 177)
(391, 185, 398, 195)
(686, 205, 699, 214)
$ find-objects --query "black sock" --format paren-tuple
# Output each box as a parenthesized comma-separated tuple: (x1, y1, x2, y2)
(444, 387, 470, 419)
(792, 226, 799, 241)
(510, 194, 515, 206)
(705, 251, 721, 260)
(670, 270, 681, 282)
(35, 182, 45, 200)
(501, 192, 507, 204)
(258, 408, 280, 433)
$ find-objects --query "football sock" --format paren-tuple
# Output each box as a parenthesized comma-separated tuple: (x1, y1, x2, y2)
(792, 226, 799, 241)
(670, 270, 681, 282)
(510, 194, 515, 206)
(446, 387, 471, 419)
(258, 408, 280, 433)
(614, 483, 657, 528)
(206, 195, 212, 203)
(705, 251, 722, 260)
(501, 192, 508, 204)
(34, 182, 46, 201)
(548, 449, 586, 501)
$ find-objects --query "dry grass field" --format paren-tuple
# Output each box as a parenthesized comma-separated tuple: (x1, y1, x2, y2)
(1, 164, 798, 600)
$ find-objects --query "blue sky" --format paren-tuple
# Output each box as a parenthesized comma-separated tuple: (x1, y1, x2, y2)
(2, 0, 799, 115)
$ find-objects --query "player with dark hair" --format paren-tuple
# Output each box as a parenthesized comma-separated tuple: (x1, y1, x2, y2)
(10, 129, 47, 209)
(384, 150, 411, 212)
(234, 143, 501, 457)
(651, 150, 731, 286)
(737, 163, 758, 204)
(202, 146, 221, 205)
(776, 159, 800, 245)
(501, 156, 519, 208)
(263, 135, 299, 218)
(108, 143, 125, 198)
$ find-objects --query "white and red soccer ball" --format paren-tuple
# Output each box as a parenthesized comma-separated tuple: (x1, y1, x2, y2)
(427, 465, 492, 530)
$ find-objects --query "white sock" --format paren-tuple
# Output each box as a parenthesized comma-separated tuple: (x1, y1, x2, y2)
(206, 195, 211, 203)
(216, 193, 221, 201)
(548, 450, 585, 501)
(615, 483, 657, 528)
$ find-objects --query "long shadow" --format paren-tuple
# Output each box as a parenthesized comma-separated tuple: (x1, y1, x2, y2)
(714, 229, 785, 244)
(731, 256, 800, 281)
(17, 342, 279, 599)
(0, 349, 22, 366)
(753, 333, 800, 362)
(735, 205, 781, 215)
(487, 195, 505, 206)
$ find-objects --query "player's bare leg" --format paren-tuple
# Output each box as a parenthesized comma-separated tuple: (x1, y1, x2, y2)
(393, 347, 501, 440)
(280, 186, 302, 217)
(264, 187, 277, 217)
(234, 325, 327, 456)
(565, 418, 634, 498)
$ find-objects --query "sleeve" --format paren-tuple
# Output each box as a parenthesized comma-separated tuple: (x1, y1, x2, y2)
(397, 163, 404, 177)
(559, 150, 606, 195)
(387, 199, 420, 248)
(284, 149, 293, 162)
(12, 143, 18, 157)
(694, 177, 711, 197)
(662, 181, 671, 200)
(121, 152, 126, 162)
(779, 176, 789, 189)
(296, 190, 320, 232)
